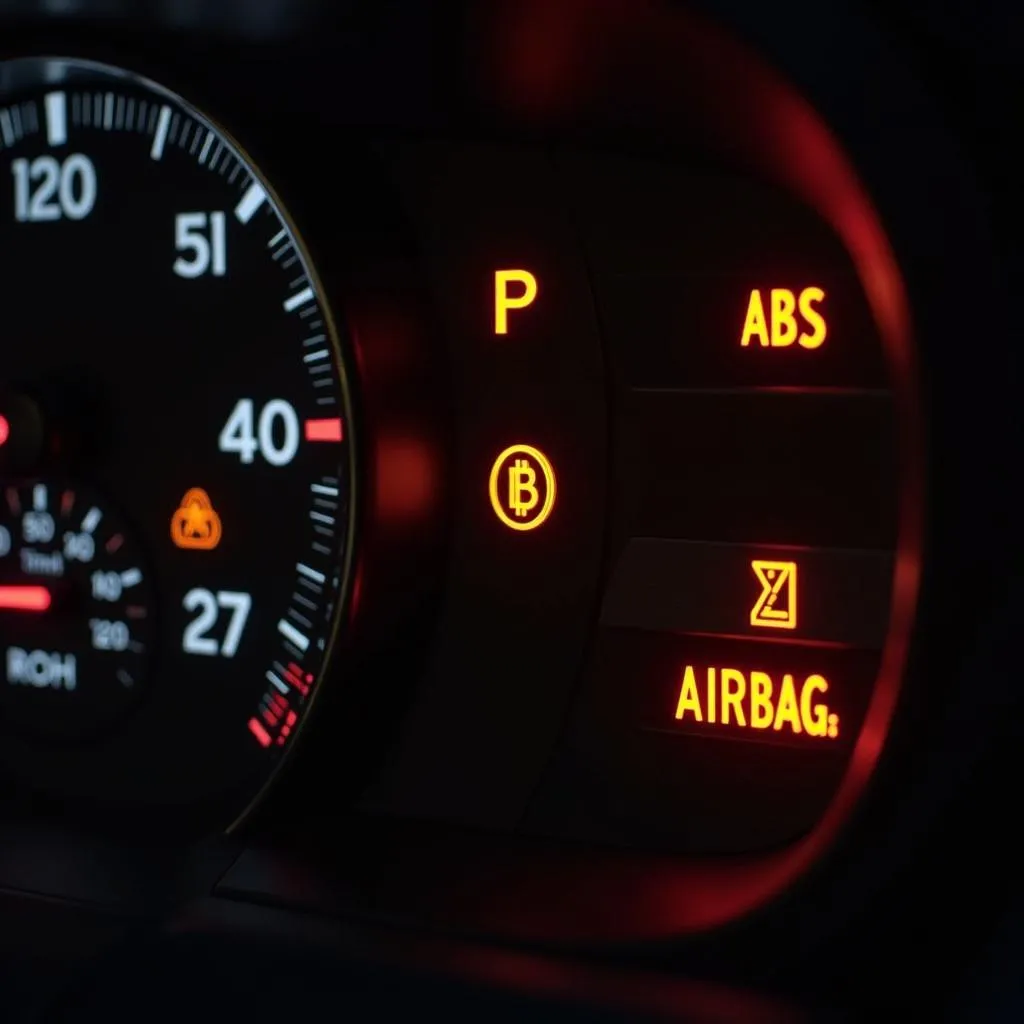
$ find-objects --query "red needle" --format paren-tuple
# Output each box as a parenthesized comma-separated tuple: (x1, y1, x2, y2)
(0, 585, 51, 611)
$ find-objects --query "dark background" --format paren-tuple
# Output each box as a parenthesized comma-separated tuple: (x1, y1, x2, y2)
(0, 1, 1019, 1020)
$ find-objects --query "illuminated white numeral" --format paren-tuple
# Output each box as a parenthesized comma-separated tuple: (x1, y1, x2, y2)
(173, 211, 227, 278)
(89, 618, 129, 651)
(91, 570, 122, 601)
(182, 588, 251, 658)
(12, 154, 96, 222)
(22, 512, 54, 544)
(64, 531, 96, 563)
(218, 398, 299, 467)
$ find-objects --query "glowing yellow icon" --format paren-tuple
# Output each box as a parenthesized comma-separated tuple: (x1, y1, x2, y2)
(740, 287, 827, 349)
(494, 269, 538, 335)
(674, 665, 838, 739)
(488, 444, 556, 531)
(750, 559, 798, 630)
(171, 488, 222, 551)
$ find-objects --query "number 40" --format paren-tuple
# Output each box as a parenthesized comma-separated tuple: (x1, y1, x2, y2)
(219, 398, 299, 467)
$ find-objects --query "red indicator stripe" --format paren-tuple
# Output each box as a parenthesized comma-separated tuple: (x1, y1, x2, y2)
(305, 417, 343, 442)
(248, 717, 272, 748)
(283, 663, 309, 695)
(0, 585, 51, 612)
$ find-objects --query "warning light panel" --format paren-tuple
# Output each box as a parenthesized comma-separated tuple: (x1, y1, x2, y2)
(171, 487, 222, 550)
(489, 443, 556, 531)
(494, 269, 538, 335)
(740, 287, 827, 349)
(749, 559, 798, 630)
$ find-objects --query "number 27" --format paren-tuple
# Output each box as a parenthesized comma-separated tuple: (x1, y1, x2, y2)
(182, 588, 250, 657)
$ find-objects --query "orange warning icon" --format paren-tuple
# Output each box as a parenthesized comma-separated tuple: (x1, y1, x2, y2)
(171, 488, 222, 550)
(750, 560, 798, 630)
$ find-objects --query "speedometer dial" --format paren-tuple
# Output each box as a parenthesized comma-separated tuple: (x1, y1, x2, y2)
(0, 58, 356, 825)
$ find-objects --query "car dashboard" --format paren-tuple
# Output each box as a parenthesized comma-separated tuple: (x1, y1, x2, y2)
(0, 1, 1019, 1020)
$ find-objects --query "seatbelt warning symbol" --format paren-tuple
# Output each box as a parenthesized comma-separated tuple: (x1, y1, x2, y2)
(750, 560, 798, 630)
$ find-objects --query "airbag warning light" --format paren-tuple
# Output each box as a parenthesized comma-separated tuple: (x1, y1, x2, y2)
(674, 666, 839, 739)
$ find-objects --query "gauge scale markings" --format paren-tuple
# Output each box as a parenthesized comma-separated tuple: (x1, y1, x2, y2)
(0, 58, 355, 814)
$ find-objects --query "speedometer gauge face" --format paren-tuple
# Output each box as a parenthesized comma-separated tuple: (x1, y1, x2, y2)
(0, 58, 355, 825)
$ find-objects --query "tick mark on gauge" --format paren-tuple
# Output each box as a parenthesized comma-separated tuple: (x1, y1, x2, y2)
(248, 717, 272, 748)
(120, 568, 142, 588)
(277, 618, 310, 652)
(265, 670, 289, 695)
(198, 129, 214, 164)
(44, 91, 67, 145)
(296, 563, 326, 585)
(234, 181, 267, 224)
(304, 418, 343, 442)
(80, 506, 102, 533)
(283, 286, 314, 313)
(150, 105, 171, 159)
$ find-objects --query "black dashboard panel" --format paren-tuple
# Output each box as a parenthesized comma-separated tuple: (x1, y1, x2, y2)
(0, 1, 1020, 1020)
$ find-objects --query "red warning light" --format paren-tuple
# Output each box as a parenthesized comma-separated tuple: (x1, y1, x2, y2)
(0, 415, 9, 447)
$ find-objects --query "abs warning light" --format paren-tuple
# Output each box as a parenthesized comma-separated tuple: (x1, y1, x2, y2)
(674, 665, 839, 740)
(489, 443, 556, 531)
(740, 287, 827, 349)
